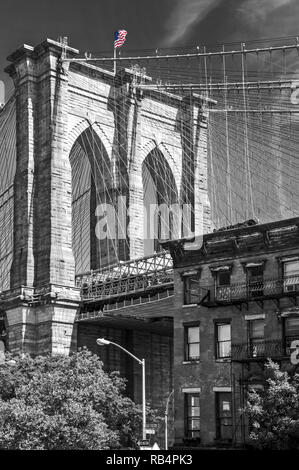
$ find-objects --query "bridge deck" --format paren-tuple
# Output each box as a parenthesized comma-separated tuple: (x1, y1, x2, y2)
(75, 251, 174, 304)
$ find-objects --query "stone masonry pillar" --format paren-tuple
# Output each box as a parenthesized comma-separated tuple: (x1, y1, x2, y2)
(193, 99, 214, 236)
(111, 68, 145, 261)
(127, 85, 144, 259)
(8, 45, 36, 289)
(179, 94, 214, 240)
(3, 39, 80, 355)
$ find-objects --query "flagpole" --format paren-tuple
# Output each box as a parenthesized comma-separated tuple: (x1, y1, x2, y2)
(113, 47, 116, 75)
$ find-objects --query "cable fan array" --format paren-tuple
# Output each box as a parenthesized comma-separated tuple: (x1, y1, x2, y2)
(69, 37, 299, 275)
(0, 36, 299, 288)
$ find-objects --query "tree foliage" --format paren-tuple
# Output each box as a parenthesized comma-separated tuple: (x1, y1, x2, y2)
(0, 349, 159, 450)
(245, 360, 299, 449)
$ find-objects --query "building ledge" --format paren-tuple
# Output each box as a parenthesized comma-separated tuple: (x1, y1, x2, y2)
(182, 360, 200, 364)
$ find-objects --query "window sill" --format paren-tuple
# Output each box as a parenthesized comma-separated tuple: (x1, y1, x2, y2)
(215, 358, 231, 363)
(182, 360, 200, 364)
(182, 304, 198, 308)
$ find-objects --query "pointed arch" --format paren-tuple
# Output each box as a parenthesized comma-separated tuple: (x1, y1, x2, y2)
(67, 118, 113, 160)
(69, 125, 118, 273)
(142, 146, 179, 255)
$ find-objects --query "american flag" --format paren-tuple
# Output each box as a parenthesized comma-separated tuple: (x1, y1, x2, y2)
(114, 30, 127, 49)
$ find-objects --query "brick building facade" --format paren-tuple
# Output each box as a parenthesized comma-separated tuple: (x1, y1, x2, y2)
(163, 217, 299, 448)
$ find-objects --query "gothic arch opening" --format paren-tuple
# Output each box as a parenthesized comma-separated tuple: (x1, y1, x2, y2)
(69, 126, 117, 273)
(142, 148, 179, 255)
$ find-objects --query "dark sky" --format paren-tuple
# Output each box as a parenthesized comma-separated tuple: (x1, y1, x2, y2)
(0, 0, 298, 101)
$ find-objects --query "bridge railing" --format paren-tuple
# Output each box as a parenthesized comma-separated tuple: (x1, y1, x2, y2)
(75, 251, 174, 302)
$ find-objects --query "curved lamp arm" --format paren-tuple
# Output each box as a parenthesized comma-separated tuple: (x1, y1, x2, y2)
(96, 337, 146, 441)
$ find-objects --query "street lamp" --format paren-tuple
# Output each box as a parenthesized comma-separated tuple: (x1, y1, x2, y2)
(96, 338, 146, 441)
(165, 389, 174, 450)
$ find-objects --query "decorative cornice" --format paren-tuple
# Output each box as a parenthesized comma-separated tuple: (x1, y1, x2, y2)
(241, 259, 267, 271)
(209, 264, 233, 273)
(6, 44, 34, 63)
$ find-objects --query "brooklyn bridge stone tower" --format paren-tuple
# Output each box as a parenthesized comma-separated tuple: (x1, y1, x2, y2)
(0, 39, 213, 400)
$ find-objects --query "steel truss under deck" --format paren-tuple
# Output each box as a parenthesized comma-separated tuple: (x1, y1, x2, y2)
(75, 251, 174, 304)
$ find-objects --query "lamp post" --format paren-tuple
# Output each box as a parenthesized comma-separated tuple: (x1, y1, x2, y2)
(165, 389, 174, 450)
(96, 338, 146, 441)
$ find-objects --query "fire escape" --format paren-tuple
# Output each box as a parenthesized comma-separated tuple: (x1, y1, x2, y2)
(199, 274, 299, 359)
(198, 271, 299, 446)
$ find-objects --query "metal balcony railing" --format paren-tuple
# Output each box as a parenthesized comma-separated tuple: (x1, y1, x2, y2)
(231, 339, 290, 361)
(200, 275, 299, 306)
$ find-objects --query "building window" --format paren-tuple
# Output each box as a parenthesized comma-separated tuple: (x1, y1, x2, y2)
(215, 392, 233, 441)
(185, 325, 200, 361)
(248, 319, 265, 357)
(284, 317, 299, 354)
(283, 260, 299, 292)
(247, 265, 264, 297)
(185, 393, 200, 438)
(215, 322, 231, 359)
(217, 271, 231, 286)
(184, 273, 200, 305)
(215, 271, 231, 301)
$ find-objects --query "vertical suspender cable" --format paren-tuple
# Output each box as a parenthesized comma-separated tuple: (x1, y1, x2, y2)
(223, 45, 233, 224)
(241, 43, 255, 220)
